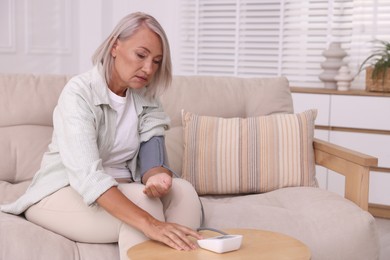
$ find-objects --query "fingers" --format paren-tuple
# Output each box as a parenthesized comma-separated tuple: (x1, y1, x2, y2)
(183, 227, 204, 241)
(161, 225, 202, 251)
(143, 173, 172, 198)
(169, 230, 197, 250)
(143, 182, 168, 197)
(144, 219, 203, 251)
(143, 184, 161, 197)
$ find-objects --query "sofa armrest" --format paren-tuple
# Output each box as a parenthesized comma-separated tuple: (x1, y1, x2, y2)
(313, 138, 378, 211)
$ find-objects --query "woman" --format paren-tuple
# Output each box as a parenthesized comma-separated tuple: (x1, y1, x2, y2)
(1, 12, 202, 259)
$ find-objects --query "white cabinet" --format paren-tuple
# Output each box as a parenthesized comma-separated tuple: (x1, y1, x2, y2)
(330, 96, 390, 131)
(370, 172, 390, 205)
(330, 131, 390, 168)
(292, 93, 330, 126)
(291, 89, 390, 207)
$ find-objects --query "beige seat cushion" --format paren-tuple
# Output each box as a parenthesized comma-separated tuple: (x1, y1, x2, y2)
(0, 211, 119, 260)
(200, 187, 379, 260)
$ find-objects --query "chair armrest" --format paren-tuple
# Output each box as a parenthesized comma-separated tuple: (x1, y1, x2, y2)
(313, 138, 378, 211)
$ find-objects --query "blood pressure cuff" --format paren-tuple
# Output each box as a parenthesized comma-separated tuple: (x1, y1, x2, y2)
(139, 136, 171, 180)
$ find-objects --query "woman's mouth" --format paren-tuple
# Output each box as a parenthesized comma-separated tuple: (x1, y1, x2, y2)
(136, 75, 148, 82)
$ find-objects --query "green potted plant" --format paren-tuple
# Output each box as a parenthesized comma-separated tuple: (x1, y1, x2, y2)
(358, 39, 390, 92)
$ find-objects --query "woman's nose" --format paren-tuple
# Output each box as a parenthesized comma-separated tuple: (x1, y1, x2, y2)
(142, 59, 153, 74)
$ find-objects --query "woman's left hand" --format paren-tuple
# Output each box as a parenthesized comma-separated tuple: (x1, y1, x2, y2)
(143, 170, 172, 198)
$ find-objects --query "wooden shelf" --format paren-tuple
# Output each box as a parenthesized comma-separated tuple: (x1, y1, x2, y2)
(314, 125, 390, 136)
(290, 87, 390, 97)
(369, 204, 390, 219)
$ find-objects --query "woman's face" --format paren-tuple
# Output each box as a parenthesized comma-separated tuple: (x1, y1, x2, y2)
(109, 26, 163, 96)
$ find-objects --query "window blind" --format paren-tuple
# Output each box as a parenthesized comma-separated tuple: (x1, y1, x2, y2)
(178, 0, 390, 89)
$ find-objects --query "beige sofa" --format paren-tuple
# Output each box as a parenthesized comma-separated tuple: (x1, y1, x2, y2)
(0, 73, 379, 260)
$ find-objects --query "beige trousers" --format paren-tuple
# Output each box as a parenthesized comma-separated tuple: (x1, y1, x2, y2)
(25, 178, 202, 260)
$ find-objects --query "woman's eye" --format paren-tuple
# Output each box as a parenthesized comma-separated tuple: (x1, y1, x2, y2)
(136, 53, 146, 59)
(153, 59, 162, 65)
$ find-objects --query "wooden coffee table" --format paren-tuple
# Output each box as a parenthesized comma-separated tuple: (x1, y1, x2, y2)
(127, 228, 311, 259)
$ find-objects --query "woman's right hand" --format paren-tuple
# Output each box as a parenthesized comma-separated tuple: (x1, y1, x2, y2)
(141, 217, 203, 251)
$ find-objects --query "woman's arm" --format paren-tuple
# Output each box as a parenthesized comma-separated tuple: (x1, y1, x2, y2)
(96, 186, 202, 250)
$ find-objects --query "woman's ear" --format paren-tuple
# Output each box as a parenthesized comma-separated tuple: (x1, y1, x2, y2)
(111, 38, 118, 58)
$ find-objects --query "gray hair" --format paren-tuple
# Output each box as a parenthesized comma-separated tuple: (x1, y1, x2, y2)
(92, 12, 172, 97)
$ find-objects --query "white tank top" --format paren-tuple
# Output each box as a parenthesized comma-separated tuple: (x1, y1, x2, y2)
(103, 89, 139, 179)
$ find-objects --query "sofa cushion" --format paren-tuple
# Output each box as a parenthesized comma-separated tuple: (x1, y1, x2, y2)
(0, 74, 68, 126)
(181, 110, 318, 195)
(0, 212, 119, 260)
(0, 212, 79, 260)
(162, 75, 294, 175)
(0, 74, 69, 186)
(0, 126, 52, 185)
(161, 76, 293, 127)
(200, 187, 379, 260)
(0, 180, 30, 204)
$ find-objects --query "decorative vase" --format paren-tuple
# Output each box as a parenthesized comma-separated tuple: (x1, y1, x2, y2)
(319, 42, 347, 89)
(335, 66, 354, 91)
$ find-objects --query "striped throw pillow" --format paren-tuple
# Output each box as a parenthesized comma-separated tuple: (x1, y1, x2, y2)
(181, 110, 318, 195)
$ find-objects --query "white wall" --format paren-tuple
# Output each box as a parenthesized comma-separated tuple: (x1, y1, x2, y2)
(0, 0, 180, 75)
(0, 0, 80, 74)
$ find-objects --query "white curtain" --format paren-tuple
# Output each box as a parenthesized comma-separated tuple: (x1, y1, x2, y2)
(178, 0, 390, 89)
